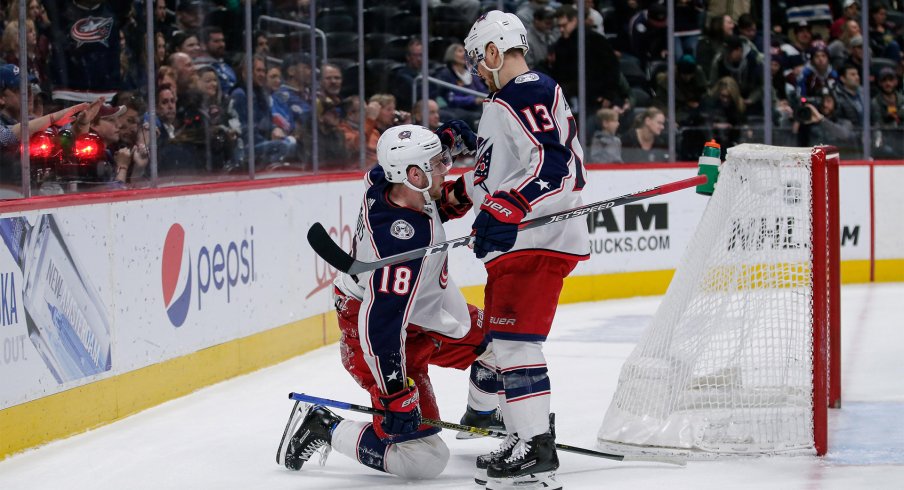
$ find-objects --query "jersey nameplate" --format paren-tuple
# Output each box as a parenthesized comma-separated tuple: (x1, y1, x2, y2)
(514, 73, 539, 84)
(390, 220, 415, 240)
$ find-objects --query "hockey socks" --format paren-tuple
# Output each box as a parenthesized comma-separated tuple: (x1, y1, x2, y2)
(331, 421, 389, 473)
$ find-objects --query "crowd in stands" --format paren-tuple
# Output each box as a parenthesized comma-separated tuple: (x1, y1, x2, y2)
(0, 0, 902, 194)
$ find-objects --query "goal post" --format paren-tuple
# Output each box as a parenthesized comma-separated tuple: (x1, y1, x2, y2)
(598, 144, 840, 458)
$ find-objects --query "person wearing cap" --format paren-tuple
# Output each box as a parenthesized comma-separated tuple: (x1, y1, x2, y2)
(871, 67, 903, 128)
(524, 6, 559, 72)
(831, 0, 860, 40)
(89, 104, 141, 184)
(798, 41, 839, 97)
(0, 64, 91, 145)
(628, 2, 669, 67)
(175, 0, 206, 34)
(789, 21, 815, 58)
(843, 34, 865, 73)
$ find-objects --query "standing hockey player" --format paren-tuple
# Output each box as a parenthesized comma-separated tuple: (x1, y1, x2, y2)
(277, 125, 501, 479)
(444, 10, 591, 489)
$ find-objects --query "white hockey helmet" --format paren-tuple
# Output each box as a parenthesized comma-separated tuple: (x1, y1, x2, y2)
(376, 124, 449, 198)
(464, 10, 529, 69)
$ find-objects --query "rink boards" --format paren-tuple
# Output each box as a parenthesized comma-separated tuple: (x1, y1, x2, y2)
(0, 161, 902, 459)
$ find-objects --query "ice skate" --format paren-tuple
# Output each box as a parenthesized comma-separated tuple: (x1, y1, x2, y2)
(276, 403, 342, 471)
(456, 406, 505, 439)
(474, 431, 520, 485)
(485, 431, 561, 490)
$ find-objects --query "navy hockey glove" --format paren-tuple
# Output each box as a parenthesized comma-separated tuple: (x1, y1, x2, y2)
(437, 176, 472, 222)
(378, 379, 422, 435)
(472, 190, 531, 259)
(435, 120, 477, 155)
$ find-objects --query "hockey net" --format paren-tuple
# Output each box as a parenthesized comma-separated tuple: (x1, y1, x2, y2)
(598, 144, 840, 458)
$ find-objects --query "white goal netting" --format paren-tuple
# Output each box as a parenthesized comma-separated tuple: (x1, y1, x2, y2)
(598, 144, 824, 457)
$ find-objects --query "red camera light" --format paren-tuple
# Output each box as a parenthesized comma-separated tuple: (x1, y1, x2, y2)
(28, 132, 56, 158)
(73, 133, 105, 160)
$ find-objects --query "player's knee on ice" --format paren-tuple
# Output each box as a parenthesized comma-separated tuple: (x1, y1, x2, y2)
(385, 435, 450, 479)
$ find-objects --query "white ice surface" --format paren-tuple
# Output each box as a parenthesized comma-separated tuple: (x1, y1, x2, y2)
(1, 283, 902, 489)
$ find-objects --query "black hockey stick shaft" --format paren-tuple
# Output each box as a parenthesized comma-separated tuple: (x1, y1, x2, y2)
(307, 175, 707, 275)
(288, 392, 686, 466)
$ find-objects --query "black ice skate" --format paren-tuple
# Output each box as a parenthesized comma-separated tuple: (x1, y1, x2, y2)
(276, 402, 342, 471)
(456, 406, 505, 439)
(485, 431, 561, 490)
(474, 431, 520, 485)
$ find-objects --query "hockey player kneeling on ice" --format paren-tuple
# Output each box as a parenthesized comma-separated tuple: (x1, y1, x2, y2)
(277, 124, 504, 479)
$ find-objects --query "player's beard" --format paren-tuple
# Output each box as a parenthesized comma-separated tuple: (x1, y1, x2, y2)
(479, 72, 499, 93)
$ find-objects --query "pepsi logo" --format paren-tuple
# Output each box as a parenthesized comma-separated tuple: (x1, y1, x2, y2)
(161, 223, 192, 327)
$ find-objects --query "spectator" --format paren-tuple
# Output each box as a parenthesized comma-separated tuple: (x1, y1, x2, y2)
(157, 65, 178, 98)
(112, 91, 145, 148)
(589, 108, 623, 163)
(524, 6, 559, 73)
(45, 0, 132, 103)
(172, 31, 203, 59)
(709, 35, 764, 112)
(551, 5, 622, 115)
(266, 65, 282, 93)
(196, 65, 240, 166)
(154, 32, 168, 71)
(667, 54, 709, 126)
(168, 52, 197, 98)
(833, 63, 864, 126)
(152, 83, 178, 145)
(871, 67, 904, 157)
(88, 104, 137, 185)
(0, 63, 30, 125)
(798, 41, 838, 97)
(736, 13, 762, 54)
(412, 98, 441, 130)
(175, 0, 205, 35)
(769, 47, 794, 102)
(675, 0, 707, 59)
(706, 0, 750, 22)
(702, 76, 747, 150)
(868, 3, 902, 62)
(254, 30, 270, 57)
(310, 98, 352, 170)
(788, 21, 815, 60)
(831, 0, 861, 40)
(319, 63, 343, 112)
(336, 95, 366, 162)
(828, 19, 862, 69)
(795, 92, 858, 152)
(621, 107, 668, 162)
(155, 0, 176, 41)
(391, 39, 423, 111)
(583, 0, 605, 35)
(1, 19, 46, 89)
(433, 43, 487, 127)
(517, 0, 553, 27)
(230, 54, 293, 165)
(199, 26, 236, 94)
(844, 35, 865, 74)
(363, 94, 408, 164)
(627, 3, 669, 68)
(273, 54, 313, 138)
(696, 14, 736, 84)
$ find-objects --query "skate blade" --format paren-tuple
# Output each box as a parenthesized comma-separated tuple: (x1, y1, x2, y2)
(485, 471, 562, 490)
(457, 430, 487, 439)
(474, 467, 488, 485)
(276, 401, 309, 467)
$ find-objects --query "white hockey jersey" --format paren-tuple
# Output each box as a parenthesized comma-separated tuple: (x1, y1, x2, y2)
(334, 166, 472, 394)
(463, 71, 590, 265)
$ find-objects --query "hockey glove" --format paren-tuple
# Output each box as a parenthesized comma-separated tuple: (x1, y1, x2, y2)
(435, 120, 477, 156)
(437, 176, 472, 222)
(378, 379, 422, 435)
(472, 190, 531, 259)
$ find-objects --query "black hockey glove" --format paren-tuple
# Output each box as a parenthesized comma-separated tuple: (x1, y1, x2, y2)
(435, 120, 477, 156)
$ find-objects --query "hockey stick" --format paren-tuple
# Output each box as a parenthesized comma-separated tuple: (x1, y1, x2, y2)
(307, 175, 707, 275)
(288, 392, 687, 466)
